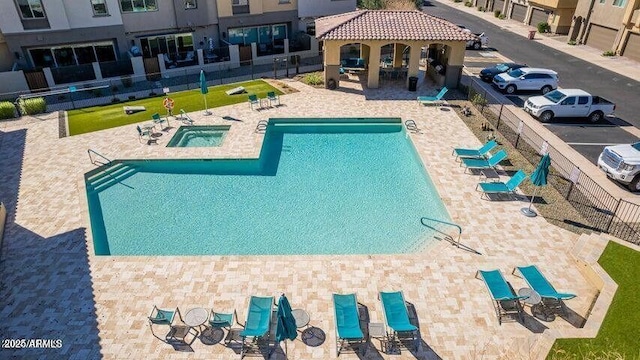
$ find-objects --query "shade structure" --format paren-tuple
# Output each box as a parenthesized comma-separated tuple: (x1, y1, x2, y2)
(275, 294, 297, 342)
(522, 153, 551, 217)
(199, 70, 211, 115)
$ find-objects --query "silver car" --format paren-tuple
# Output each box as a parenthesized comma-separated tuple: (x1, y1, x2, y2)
(492, 67, 558, 94)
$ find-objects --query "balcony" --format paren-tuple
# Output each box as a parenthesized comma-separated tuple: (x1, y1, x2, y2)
(527, 0, 577, 9)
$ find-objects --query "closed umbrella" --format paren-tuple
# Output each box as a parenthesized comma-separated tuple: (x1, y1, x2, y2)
(521, 153, 551, 217)
(275, 294, 297, 356)
(199, 70, 211, 115)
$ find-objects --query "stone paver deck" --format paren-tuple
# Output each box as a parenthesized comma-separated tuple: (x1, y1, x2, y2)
(0, 78, 612, 359)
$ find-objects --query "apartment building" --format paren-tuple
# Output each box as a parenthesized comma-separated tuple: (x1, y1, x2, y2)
(298, 0, 356, 34)
(476, 0, 575, 34)
(570, 0, 640, 61)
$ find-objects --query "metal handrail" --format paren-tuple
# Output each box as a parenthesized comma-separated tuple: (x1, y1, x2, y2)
(420, 217, 462, 247)
(87, 149, 111, 166)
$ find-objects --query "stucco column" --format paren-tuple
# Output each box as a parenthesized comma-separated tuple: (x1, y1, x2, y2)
(92, 62, 103, 80)
(323, 41, 342, 89)
(393, 44, 404, 68)
(360, 45, 370, 64)
(406, 43, 422, 87)
(367, 43, 382, 89)
(197, 49, 204, 66)
(130, 56, 145, 80)
(444, 43, 465, 89)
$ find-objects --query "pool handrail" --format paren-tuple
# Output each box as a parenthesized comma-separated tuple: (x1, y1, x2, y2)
(88, 149, 112, 166)
(420, 217, 462, 248)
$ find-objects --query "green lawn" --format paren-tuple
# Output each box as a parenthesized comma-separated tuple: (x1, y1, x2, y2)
(67, 79, 281, 135)
(548, 241, 640, 360)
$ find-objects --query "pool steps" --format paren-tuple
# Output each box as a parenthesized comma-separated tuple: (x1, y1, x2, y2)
(86, 162, 139, 194)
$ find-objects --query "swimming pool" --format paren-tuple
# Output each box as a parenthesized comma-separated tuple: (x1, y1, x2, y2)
(86, 118, 450, 255)
(166, 125, 230, 147)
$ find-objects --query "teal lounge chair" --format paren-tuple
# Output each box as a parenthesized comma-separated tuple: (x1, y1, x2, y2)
(514, 265, 576, 315)
(379, 291, 419, 351)
(417, 87, 448, 106)
(267, 91, 280, 106)
(476, 170, 527, 199)
(248, 94, 260, 110)
(476, 270, 527, 324)
(461, 149, 508, 173)
(238, 296, 274, 358)
(453, 139, 498, 160)
(333, 293, 366, 356)
(152, 113, 168, 129)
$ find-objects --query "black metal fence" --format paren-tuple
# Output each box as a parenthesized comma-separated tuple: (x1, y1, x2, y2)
(464, 79, 640, 244)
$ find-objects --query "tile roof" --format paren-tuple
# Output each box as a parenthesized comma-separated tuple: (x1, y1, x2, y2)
(316, 10, 476, 42)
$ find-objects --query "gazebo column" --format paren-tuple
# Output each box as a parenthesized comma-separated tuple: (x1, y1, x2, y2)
(367, 43, 382, 89)
(444, 43, 465, 89)
(323, 41, 342, 89)
(405, 43, 422, 87)
(393, 44, 404, 68)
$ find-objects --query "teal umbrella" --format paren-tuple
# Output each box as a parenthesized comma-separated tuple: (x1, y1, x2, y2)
(275, 294, 297, 342)
(522, 153, 551, 217)
(199, 70, 211, 115)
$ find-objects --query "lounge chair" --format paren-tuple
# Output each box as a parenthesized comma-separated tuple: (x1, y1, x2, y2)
(417, 87, 448, 106)
(208, 310, 235, 343)
(461, 149, 507, 173)
(248, 94, 260, 110)
(333, 293, 366, 356)
(476, 170, 527, 199)
(152, 113, 168, 130)
(148, 305, 177, 331)
(379, 291, 419, 351)
(136, 125, 152, 143)
(238, 296, 274, 358)
(513, 265, 576, 315)
(453, 139, 498, 160)
(476, 270, 527, 324)
(267, 91, 279, 107)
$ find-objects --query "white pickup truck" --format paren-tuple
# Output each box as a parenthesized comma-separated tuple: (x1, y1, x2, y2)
(523, 89, 616, 123)
(598, 142, 640, 191)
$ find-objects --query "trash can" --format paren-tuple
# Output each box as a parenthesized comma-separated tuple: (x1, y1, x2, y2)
(408, 76, 418, 92)
(528, 30, 536, 40)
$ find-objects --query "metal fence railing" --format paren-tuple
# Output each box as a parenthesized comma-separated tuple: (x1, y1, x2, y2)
(464, 78, 639, 244)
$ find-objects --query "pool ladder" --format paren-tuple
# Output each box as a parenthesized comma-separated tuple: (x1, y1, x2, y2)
(404, 119, 420, 134)
(420, 217, 462, 248)
(255, 120, 268, 133)
(88, 149, 112, 166)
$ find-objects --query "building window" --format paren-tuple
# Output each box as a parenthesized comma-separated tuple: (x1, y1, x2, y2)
(140, 33, 194, 58)
(29, 41, 116, 68)
(612, 0, 626, 6)
(278, 0, 291, 3)
(91, 0, 109, 15)
(120, 0, 157, 12)
(598, 0, 605, 3)
(184, 0, 196, 9)
(16, 0, 45, 19)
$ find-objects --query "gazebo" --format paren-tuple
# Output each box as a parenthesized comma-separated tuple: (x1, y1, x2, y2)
(315, 10, 475, 90)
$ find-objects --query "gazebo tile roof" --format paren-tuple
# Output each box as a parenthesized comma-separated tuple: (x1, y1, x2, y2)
(315, 10, 476, 42)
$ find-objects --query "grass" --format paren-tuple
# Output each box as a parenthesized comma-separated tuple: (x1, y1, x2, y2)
(548, 241, 640, 360)
(67, 79, 282, 136)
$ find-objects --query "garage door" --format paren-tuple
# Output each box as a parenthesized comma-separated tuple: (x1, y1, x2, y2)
(529, 8, 549, 27)
(494, 0, 506, 13)
(622, 32, 640, 62)
(510, 3, 527, 23)
(585, 24, 617, 52)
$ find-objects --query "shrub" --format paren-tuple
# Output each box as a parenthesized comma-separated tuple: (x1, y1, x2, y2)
(303, 72, 324, 86)
(464, 1, 472, 6)
(0, 101, 16, 119)
(494, 9, 501, 17)
(121, 75, 133, 88)
(602, 50, 616, 57)
(128, 95, 136, 100)
(537, 22, 551, 33)
(454, 0, 462, 3)
(471, 93, 488, 107)
(477, 6, 484, 11)
(498, 14, 506, 19)
(567, 40, 576, 45)
(18, 97, 46, 115)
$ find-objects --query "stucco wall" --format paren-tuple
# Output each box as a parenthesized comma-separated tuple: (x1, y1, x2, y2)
(63, 0, 123, 29)
(587, 2, 628, 28)
(0, 70, 29, 96)
(298, 0, 356, 18)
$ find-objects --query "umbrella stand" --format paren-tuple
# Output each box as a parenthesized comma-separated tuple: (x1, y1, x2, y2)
(521, 186, 540, 217)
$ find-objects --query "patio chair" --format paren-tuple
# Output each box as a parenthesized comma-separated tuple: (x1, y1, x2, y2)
(166, 311, 199, 345)
(333, 293, 366, 356)
(379, 291, 419, 351)
(417, 87, 448, 106)
(267, 91, 280, 107)
(476, 170, 527, 200)
(453, 139, 498, 160)
(208, 310, 235, 343)
(238, 296, 275, 358)
(476, 270, 527, 325)
(513, 265, 576, 315)
(148, 305, 177, 332)
(248, 94, 260, 110)
(152, 113, 168, 130)
(461, 149, 507, 173)
(136, 125, 152, 143)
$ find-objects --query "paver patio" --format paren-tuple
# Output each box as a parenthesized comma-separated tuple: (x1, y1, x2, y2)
(0, 77, 610, 359)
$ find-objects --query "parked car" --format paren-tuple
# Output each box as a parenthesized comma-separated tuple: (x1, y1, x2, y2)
(479, 63, 527, 82)
(524, 89, 616, 123)
(598, 142, 640, 191)
(492, 67, 558, 94)
(458, 27, 488, 50)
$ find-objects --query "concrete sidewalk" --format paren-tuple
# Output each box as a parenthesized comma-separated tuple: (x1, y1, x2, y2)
(429, 0, 640, 82)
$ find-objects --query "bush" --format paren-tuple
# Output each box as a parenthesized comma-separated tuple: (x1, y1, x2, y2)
(602, 50, 616, 57)
(464, 1, 473, 6)
(477, 6, 484, 11)
(18, 97, 46, 115)
(303, 72, 324, 86)
(454, 0, 462, 3)
(498, 14, 506, 19)
(0, 101, 16, 119)
(471, 93, 488, 107)
(128, 95, 136, 100)
(494, 10, 501, 17)
(537, 22, 551, 33)
(568, 40, 576, 45)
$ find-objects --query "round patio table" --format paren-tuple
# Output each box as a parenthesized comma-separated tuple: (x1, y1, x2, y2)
(185, 308, 209, 331)
(291, 309, 310, 328)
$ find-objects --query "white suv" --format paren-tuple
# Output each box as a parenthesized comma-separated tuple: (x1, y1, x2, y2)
(493, 67, 558, 94)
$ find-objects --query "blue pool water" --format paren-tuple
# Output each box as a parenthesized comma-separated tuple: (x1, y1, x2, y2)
(86, 118, 450, 255)
(166, 125, 230, 147)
